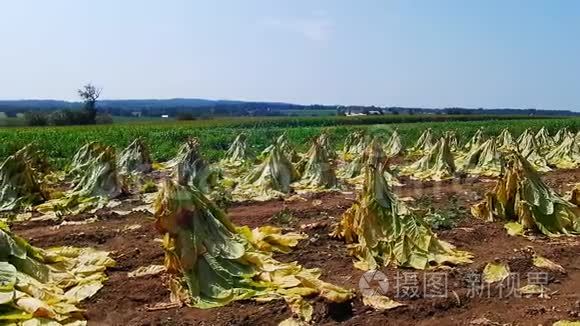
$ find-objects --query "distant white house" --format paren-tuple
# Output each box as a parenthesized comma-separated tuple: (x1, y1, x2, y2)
(345, 112, 366, 116)
(161, 114, 169, 118)
(345, 109, 383, 116)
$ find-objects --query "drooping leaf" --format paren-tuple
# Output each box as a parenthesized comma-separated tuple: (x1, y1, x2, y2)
(535, 127, 554, 150)
(234, 139, 299, 201)
(0, 147, 47, 212)
(517, 130, 550, 171)
(552, 128, 572, 144)
(402, 137, 456, 181)
(237, 225, 305, 254)
(37, 146, 125, 216)
(154, 180, 353, 312)
(408, 128, 433, 155)
(294, 136, 338, 191)
(342, 130, 369, 160)
(384, 129, 403, 158)
(463, 128, 485, 152)
(171, 139, 219, 194)
(456, 138, 503, 177)
(118, 138, 153, 175)
(67, 142, 103, 178)
(221, 133, 250, 167)
(261, 133, 300, 163)
(546, 134, 580, 169)
(471, 152, 580, 236)
(340, 138, 401, 187)
(497, 128, 515, 151)
(332, 165, 472, 270)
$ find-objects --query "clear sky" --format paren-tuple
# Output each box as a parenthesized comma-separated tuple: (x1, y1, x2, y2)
(1, 0, 579, 109)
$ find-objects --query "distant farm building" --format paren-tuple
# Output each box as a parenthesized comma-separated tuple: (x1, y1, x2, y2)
(345, 109, 384, 116)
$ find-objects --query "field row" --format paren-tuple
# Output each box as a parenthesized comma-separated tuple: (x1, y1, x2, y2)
(0, 116, 579, 167)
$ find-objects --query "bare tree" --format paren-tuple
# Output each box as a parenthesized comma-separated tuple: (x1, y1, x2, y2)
(78, 83, 102, 124)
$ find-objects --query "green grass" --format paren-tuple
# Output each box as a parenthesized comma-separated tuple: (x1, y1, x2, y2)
(0, 115, 578, 168)
(0, 117, 25, 127)
(281, 109, 336, 116)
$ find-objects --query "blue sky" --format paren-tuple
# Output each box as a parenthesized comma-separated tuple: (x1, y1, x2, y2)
(1, 0, 579, 109)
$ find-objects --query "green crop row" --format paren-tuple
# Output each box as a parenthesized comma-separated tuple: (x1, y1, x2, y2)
(0, 116, 579, 168)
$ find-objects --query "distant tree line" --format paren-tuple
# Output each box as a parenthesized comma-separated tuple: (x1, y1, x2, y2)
(2, 91, 578, 127)
(24, 109, 113, 126)
(23, 84, 113, 126)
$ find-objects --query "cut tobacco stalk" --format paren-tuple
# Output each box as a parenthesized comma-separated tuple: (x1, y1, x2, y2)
(339, 155, 364, 179)
(497, 128, 515, 151)
(118, 137, 153, 174)
(68, 141, 105, 179)
(471, 153, 580, 236)
(516, 129, 533, 148)
(517, 131, 550, 171)
(17, 143, 52, 178)
(222, 133, 250, 166)
(340, 138, 401, 187)
(71, 146, 125, 199)
(317, 132, 336, 159)
(463, 128, 484, 152)
(384, 129, 403, 158)
(342, 130, 369, 160)
(402, 137, 456, 181)
(545, 134, 580, 169)
(261, 133, 300, 163)
(37, 145, 126, 216)
(235, 139, 299, 200)
(552, 128, 571, 144)
(171, 139, 217, 193)
(0, 221, 114, 324)
(344, 134, 386, 180)
(165, 138, 198, 169)
(457, 138, 503, 177)
(294, 136, 338, 191)
(409, 128, 433, 154)
(535, 127, 553, 150)
(0, 148, 45, 211)
(445, 130, 459, 152)
(154, 180, 353, 310)
(332, 166, 472, 270)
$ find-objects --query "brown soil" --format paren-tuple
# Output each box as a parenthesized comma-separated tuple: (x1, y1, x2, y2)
(10, 169, 580, 326)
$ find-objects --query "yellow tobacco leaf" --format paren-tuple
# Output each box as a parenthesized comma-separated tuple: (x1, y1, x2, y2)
(128, 265, 166, 278)
(64, 281, 104, 302)
(362, 294, 405, 311)
(284, 296, 313, 322)
(504, 222, 524, 236)
(482, 261, 510, 283)
(553, 321, 580, 326)
(518, 284, 548, 295)
(532, 254, 565, 274)
(278, 317, 308, 326)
